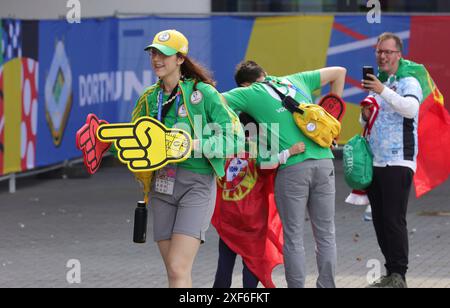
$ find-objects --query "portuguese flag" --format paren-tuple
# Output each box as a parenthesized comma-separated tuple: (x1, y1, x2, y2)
(380, 59, 450, 197)
(212, 154, 284, 288)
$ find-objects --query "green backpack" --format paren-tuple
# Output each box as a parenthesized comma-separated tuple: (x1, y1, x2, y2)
(343, 135, 373, 190)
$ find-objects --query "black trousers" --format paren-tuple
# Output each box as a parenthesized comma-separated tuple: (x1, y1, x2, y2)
(367, 166, 413, 277)
(213, 238, 259, 288)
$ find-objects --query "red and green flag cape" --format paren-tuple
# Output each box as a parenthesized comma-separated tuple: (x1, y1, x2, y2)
(212, 155, 284, 288)
(379, 59, 450, 197)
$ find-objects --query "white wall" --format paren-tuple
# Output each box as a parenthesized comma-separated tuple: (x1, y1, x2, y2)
(0, 0, 211, 19)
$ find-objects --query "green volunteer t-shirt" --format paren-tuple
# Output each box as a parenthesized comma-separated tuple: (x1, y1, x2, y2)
(223, 70, 334, 169)
(161, 93, 213, 175)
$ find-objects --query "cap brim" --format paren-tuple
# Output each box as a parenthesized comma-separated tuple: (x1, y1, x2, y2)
(144, 43, 178, 56)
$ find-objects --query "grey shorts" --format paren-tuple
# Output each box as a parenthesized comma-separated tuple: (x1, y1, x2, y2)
(149, 167, 216, 243)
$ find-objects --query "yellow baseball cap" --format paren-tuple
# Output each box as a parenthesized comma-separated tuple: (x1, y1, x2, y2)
(144, 29, 189, 56)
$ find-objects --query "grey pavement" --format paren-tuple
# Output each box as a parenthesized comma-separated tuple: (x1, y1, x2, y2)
(0, 158, 449, 288)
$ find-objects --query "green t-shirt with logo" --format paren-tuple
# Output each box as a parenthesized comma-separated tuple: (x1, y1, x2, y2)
(161, 93, 213, 174)
(223, 70, 334, 169)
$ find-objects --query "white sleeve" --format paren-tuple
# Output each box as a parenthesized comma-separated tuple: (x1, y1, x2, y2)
(277, 149, 291, 165)
(379, 86, 420, 119)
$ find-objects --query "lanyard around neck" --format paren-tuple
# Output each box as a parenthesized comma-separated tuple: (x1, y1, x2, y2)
(157, 85, 181, 123)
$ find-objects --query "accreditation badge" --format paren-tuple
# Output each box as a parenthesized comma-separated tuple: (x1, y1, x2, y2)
(154, 164, 177, 195)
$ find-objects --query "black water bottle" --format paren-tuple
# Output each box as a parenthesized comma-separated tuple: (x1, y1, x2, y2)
(133, 201, 148, 244)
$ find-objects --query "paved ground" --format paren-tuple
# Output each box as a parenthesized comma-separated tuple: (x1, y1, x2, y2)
(0, 158, 449, 288)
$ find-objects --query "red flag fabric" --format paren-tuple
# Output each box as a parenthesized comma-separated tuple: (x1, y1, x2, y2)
(414, 87, 450, 197)
(212, 154, 283, 288)
(408, 17, 450, 196)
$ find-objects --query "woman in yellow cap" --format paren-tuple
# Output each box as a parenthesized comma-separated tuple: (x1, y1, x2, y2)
(132, 29, 243, 288)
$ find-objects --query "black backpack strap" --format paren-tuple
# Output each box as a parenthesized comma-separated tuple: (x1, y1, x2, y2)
(263, 81, 301, 114)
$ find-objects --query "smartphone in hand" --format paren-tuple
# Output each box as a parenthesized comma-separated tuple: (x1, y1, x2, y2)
(363, 66, 374, 81)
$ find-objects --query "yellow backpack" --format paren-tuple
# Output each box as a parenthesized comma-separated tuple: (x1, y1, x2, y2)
(293, 103, 341, 148)
(265, 82, 341, 148)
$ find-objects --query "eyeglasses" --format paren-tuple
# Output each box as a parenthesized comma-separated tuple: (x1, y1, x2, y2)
(375, 49, 400, 56)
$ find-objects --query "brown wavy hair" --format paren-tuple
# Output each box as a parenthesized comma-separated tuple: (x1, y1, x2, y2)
(179, 54, 216, 88)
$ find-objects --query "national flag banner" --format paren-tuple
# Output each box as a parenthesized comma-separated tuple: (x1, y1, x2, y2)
(212, 155, 284, 288)
(414, 69, 450, 197)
